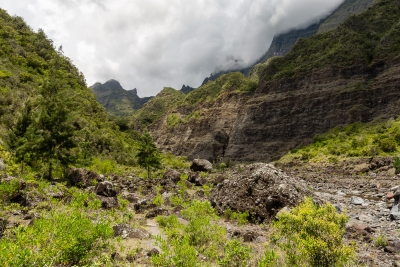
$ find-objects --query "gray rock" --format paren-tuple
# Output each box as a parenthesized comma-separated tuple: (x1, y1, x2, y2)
(190, 159, 213, 172)
(96, 195, 119, 209)
(188, 172, 207, 186)
(162, 169, 181, 184)
(350, 196, 364, 205)
(66, 168, 100, 188)
(334, 204, 343, 213)
(0, 159, 6, 171)
(95, 181, 117, 197)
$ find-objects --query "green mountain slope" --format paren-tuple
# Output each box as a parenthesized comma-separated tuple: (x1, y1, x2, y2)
(0, 8, 138, 169)
(91, 79, 152, 117)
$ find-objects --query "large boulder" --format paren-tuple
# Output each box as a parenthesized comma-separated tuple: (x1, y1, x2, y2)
(209, 163, 311, 223)
(162, 169, 181, 184)
(95, 181, 117, 197)
(190, 159, 212, 172)
(66, 168, 102, 188)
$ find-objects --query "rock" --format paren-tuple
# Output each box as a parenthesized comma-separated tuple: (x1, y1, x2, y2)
(255, 236, 267, 243)
(145, 208, 169, 218)
(213, 175, 225, 185)
(334, 204, 343, 213)
(66, 168, 100, 188)
(190, 159, 212, 172)
(353, 163, 370, 174)
(350, 196, 364, 205)
(387, 192, 395, 199)
(125, 193, 139, 203)
(95, 181, 117, 197)
(188, 172, 207, 186)
(391, 191, 400, 220)
(0, 218, 7, 237)
(243, 231, 257, 242)
(46, 185, 64, 199)
(162, 169, 181, 184)
(147, 248, 159, 257)
(0, 158, 5, 171)
(128, 228, 151, 239)
(96, 195, 119, 209)
(209, 163, 311, 223)
(337, 190, 346, 196)
(161, 192, 171, 205)
(113, 223, 130, 237)
(111, 252, 123, 261)
(346, 223, 373, 241)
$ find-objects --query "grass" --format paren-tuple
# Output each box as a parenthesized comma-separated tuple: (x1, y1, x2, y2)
(279, 117, 400, 164)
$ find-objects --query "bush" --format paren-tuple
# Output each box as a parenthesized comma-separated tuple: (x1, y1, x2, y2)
(272, 197, 356, 267)
(0, 209, 113, 266)
(218, 239, 251, 267)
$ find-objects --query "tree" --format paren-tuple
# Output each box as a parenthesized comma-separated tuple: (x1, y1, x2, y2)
(136, 132, 161, 178)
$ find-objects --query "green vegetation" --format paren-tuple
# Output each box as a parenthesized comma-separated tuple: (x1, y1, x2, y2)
(280, 118, 400, 163)
(270, 197, 356, 267)
(223, 208, 249, 225)
(136, 132, 162, 178)
(262, 0, 400, 81)
(374, 234, 388, 248)
(131, 87, 185, 129)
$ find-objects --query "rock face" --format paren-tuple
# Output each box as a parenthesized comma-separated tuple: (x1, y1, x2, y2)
(209, 163, 311, 223)
(91, 79, 152, 117)
(151, 1, 400, 162)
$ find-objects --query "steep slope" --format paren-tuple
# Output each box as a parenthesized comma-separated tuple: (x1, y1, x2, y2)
(151, 0, 400, 162)
(131, 87, 186, 130)
(0, 9, 137, 164)
(201, 0, 376, 84)
(91, 79, 151, 117)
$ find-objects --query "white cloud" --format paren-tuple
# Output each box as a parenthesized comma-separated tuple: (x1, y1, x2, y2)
(2, 0, 343, 96)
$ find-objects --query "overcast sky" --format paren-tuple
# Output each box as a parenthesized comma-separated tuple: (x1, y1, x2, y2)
(2, 0, 343, 97)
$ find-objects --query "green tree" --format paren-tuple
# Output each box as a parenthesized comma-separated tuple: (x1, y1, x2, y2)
(136, 132, 161, 178)
(11, 52, 77, 179)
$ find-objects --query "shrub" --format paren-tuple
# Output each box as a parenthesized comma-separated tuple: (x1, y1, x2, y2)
(166, 113, 182, 128)
(374, 234, 388, 247)
(272, 197, 356, 267)
(218, 239, 251, 267)
(394, 157, 400, 174)
(377, 137, 397, 153)
(0, 179, 21, 203)
(0, 209, 113, 266)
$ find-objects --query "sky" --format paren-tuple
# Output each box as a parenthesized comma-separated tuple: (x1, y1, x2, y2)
(2, 0, 344, 97)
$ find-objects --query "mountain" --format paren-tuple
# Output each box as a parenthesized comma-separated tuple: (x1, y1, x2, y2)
(91, 79, 152, 117)
(201, 0, 377, 85)
(180, 84, 195, 94)
(149, 0, 400, 162)
(0, 8, 138, 166)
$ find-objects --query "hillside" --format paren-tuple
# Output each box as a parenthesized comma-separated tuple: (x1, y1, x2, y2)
(201, 0, 376, 84)
(91, 80, 152, 117)
(150, 0, 400, 162)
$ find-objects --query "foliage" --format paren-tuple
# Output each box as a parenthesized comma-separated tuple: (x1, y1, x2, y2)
(224, 208, 249, 225)
(272, 197, 356, 267)
(152, 200, 236, 266)
(218, 239, 252, 267)
(279, 117, 400, 163)
(374, 234, 388, 248)
(262, 0, 400, 81)
(0, 209, 113, 266)
(0, 179, 21, 203)
(166, 113, 182, 128)
(0, 144, 18, 175)
(136, 132, 161, 178)
(161, 153, 190, 169)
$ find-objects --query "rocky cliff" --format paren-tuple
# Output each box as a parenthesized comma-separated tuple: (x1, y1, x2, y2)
(150, 0, 400, 163)
(91, 80, 152, 117)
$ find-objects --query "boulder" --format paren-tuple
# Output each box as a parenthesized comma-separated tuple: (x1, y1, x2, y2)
(390, 189, 400, 220)
(96, 195, 119, 209)
(209, 163, 311, 223)
(0, 159, 5, 171)
(66, 168, 100, 188)
(350, 196, 364, 205)
(188, 172, 207, 186)
(162, 169, 181, 184)
(95, 181, 117, 197)
(145, 208, 169, 218)
(190, 159, 212, 172)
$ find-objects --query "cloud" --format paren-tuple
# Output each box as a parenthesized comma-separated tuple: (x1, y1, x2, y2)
(2, 0, 344, 96)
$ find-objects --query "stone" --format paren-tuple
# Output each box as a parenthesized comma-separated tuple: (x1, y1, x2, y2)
(113, 223, 130, 237)
(145, 208, 169, 218)
(128, 228, 151, 240)
(213, 175, 225, 185)
(209, 163, 311, 223)
(334, 204, 343, 213)
(95, 181, 117, 197)
(147, 248, 159, 257)
(350, 196, 364, 205)
(255, 236, 267, 243)
(242, 231, 256, 242)
(162, 169, 181, 184)
(188, 172, 207, 186)
(0, 159, 5, 171)
(111, 252, 123, 261)
(96, 195, 119, 209)
(190, 159, 212, 172)
(387, 192, 395, 199)
(66, 168, 100, 188)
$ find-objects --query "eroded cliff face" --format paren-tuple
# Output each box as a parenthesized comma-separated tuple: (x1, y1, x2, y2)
(151, 0, 400, 163)
(151, 59, 400, 162)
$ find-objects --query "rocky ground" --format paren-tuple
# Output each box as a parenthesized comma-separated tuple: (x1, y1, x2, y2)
(3, 158, 400, 266)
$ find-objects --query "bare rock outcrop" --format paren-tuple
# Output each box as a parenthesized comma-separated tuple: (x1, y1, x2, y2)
(209, 163, 311, 223)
